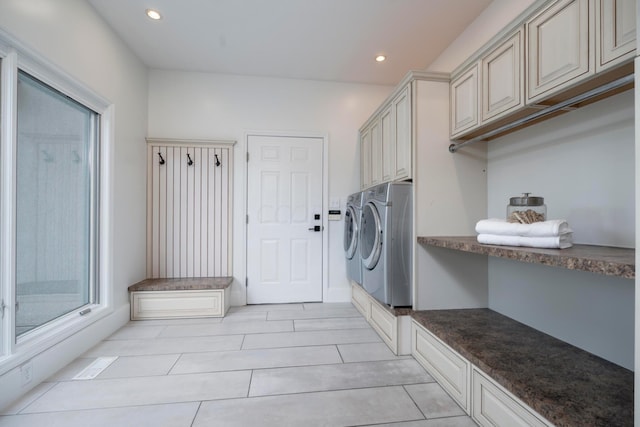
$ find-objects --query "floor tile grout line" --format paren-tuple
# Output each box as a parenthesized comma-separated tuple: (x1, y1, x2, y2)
(6, 399, 209, 417)
(11, 381, 60, 415)
(105, 325, 372, 341)
(240, 333, 247, 350)
(189, 401, 203, 427)
(402, 384, 430, 421)
(335, 344, 345, 364)
(166, 353, 184, 376)
(84, 338, 383, 359)
(246, 370, 254, 398)
(246, 383, 426, 400)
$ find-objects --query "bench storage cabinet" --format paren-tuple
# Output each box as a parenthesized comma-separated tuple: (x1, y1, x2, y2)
(411, 320, 470, 414)
(129, 277, 232, 320)
(410, 308, 632, 427)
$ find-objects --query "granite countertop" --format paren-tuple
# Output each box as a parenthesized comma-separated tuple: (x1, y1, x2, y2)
(418, 236, 635, 279)
(411, 309, 633, 427)
(128, 277, 233, 292)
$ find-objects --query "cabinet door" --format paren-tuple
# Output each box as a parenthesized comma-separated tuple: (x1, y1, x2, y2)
(472, 368, 551, 427)
(412, 321, 470, 413)
(360, 127, 371, 190)
(527, 0, 592, 103)
(482, 29, 524, 123)
(380, 105, 395, 183)
(370, 119, 382, 186)
(597, 0, 636, 71)
(450, 64, 479, 138)
(393, 86, 412, 180)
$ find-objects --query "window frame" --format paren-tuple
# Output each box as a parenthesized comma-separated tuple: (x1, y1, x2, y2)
(0, 32, 114, 375)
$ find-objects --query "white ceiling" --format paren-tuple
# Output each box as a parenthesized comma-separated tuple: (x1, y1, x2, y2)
(88, 0, 492, 85)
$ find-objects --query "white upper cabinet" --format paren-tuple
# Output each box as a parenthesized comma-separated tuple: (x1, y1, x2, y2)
(393, 86, 412, 181)
(596, 0, 636, 72)
(359, 75, 420, 190)
(370, 119, 382, 186)
(448, 0, 635, 141)
(360, 125, 372, 190)
(380, 105, 395, 183)
(526, 0, 592, 104)
(450, 64, 479, 139)
(482, 29, 525, 122)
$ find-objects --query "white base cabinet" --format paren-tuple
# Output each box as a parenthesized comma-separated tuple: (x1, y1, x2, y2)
(130, 289, 230, 320)
(351, 284, 411, 355)
(411, 319, 555, 426)
(472, 368, 553, 427)
(411, 320, 471, 413)
(351, 282, 371, 319)
(369, 301, 396, 347)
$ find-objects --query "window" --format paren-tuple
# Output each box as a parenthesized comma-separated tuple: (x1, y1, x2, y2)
(15, 71, 99, 337)
(0, 41, 111, 372)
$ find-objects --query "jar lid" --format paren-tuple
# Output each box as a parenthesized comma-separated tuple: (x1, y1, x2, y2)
(509, 193, 544, 206)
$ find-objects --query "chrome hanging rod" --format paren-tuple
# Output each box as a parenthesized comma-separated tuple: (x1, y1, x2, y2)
(448, 74, 635, 153)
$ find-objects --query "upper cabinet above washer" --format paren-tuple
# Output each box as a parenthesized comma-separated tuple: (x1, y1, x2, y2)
(360, 71, 448, 190)
(449, 0, 636, 141)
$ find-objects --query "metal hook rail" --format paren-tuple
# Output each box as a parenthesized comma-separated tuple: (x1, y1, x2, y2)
(448, 74, 634, 153)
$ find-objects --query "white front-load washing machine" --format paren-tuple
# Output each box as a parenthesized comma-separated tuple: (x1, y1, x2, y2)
(344, 191, 363, 284)
(360, 181, 412, 307)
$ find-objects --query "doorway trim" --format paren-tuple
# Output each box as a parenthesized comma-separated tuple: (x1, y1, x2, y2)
(242, 130, 329, 305)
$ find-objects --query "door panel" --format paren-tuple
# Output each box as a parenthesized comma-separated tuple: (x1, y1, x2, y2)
(247, 135, 323, 304)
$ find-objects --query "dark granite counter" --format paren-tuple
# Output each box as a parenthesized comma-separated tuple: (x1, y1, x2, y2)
(411, 309, 633, 427)
(418, 236, 635, 279)
(128, 277, 233, 292)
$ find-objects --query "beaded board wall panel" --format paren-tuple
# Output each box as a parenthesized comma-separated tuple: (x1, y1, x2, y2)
(146, 139, 235, 278)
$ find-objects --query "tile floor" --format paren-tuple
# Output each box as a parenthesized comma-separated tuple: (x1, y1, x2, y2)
(0, 303, 477, 427)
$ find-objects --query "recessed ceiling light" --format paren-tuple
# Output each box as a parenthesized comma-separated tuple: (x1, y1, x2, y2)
(375, 55, 386, 62)
(146, 9, 162, 20)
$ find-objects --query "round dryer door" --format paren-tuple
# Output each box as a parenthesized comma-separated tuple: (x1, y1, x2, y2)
(344, 206, 358, 259)
(360, 202, 382, 270)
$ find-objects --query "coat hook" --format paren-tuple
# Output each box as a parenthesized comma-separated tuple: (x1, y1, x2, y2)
(214, 154, 221, 167)
(158, 152, 165, 165)
(187, 153, 194, 166)
(41, 150, 54, 163)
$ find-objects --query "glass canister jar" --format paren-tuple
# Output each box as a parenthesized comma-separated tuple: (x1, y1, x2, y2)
(507, 193, 546, 224)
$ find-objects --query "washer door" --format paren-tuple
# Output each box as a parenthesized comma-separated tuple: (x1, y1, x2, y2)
(344, 205, 358, 259)
(360, 201, 382, 270)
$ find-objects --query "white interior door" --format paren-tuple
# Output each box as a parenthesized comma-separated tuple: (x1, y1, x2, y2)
(246, 135, 323, 304)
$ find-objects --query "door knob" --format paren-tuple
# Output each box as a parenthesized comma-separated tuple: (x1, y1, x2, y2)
(308, 225, 323, 232)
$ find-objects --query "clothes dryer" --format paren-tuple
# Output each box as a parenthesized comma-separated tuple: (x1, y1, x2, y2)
(360, 182, 412, 307)
(344, 191, 363, 284)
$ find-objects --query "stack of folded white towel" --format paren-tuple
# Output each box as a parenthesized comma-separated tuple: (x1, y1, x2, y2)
(475, 218, 573, 249)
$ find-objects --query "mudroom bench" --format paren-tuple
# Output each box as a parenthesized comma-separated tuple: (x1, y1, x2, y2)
(410, 309, 632, 427)
(128, 277, 232, 320)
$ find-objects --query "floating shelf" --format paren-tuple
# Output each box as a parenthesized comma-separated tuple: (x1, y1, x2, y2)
(417, 236, 634, 279)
